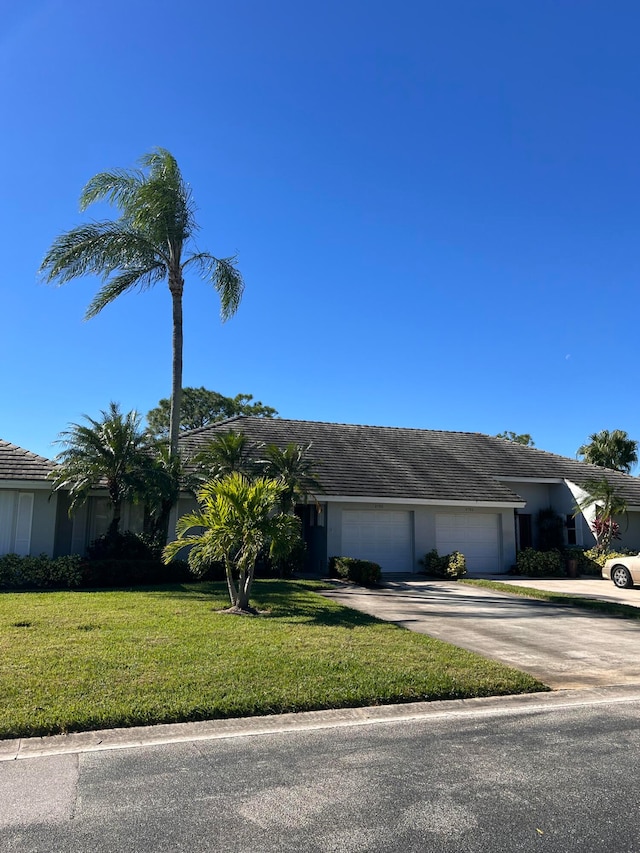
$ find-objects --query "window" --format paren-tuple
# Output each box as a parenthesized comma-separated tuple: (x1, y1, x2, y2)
(566, 514, 577, 546)
(517, 513, 532, 550)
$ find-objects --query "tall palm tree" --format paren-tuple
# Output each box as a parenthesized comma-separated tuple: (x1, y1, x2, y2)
(163, 473, 301, 613)
(39, 148, 244, 456)
(577, 429, 638, 474)
(50, 403, 152, 537)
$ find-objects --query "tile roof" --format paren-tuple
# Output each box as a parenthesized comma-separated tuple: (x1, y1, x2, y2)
(179, 417, 640, 506)
(0, 439, 55, 482)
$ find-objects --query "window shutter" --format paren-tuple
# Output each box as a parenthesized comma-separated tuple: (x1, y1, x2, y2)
(0, 492, 14, 554)
(14, 493, 34, 556)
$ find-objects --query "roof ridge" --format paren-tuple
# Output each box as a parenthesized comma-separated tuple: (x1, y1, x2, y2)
(214, 417, 488, 437)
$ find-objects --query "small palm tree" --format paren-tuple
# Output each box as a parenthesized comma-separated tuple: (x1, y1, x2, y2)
(258, 442, 322, 514)
(577, 429, 638, 474)
(163, 473, 301, 613)
(574, 477, 628, 552)
(190, 431, 255, 484)
(50, 403, 152, 537)
(39, 148, 244, 457)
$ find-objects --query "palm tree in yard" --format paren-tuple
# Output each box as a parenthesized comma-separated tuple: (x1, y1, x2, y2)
(259, 442, 322, 514)
(577, 429, 638, 474)
(163, 473, 301, 614)
(574, 477, 628, 552)
(39, 148, 244, 457)
(190, 431, 255, 484)
(50, 403, 152, 537)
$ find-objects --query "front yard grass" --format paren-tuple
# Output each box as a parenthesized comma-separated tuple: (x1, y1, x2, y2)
(0, 579, 546, 740)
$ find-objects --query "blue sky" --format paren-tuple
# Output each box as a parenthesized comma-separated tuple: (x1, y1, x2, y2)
(2, 0, 639, 461)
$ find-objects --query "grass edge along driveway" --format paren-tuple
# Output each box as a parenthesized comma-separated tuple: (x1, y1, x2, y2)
(0, 580, 546, 739)
(461, 578, 640, 620)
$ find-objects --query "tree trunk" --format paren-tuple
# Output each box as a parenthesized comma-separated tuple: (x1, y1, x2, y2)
(108, 498, 122, 537)
(157, 498, 174, 547)
(224, 558, 239, 608)
(237, 562, 255, 611)
(169, 274, 184, 457)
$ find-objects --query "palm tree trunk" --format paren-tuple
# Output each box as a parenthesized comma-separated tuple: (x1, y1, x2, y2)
(169, 275, 184, 457)
(153, 498, 174, 549)
(108, 498, 122, 537)
(237, 558, 255, 611)
(224, 558, 239, 607)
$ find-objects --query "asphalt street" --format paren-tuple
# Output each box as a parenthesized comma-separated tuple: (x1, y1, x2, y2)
(2, 689, 640, 852)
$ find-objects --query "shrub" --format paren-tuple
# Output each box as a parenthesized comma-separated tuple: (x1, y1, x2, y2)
(447, 551, 467, 578)
(579, 546, 636, 576)
(329, 556, 381, 586)
(419, 549, 448, 577)
(419, 549, 467, 579)
(79, 558, 191, 588)
(0, 551, 193, 590)
(86, 530, 158, 561)
(256, 538, 307, 579)
(0, 553, 83, 589)
(536, 508, 565, 551)
(515, 548, 564, 576)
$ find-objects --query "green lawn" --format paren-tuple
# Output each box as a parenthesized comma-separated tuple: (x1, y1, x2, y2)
(0, 580, 546, 739)
(462, 578, 640, 620)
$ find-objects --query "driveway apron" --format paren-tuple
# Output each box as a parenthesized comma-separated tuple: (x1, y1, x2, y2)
(321, 581, 640, 689)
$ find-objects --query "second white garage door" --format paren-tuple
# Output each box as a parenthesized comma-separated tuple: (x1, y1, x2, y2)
(341, 510, 413, 573)
(435, 513, 500, 574)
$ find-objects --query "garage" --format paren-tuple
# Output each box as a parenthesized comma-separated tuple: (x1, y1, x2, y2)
(436, 513, 500, 574)
(341, 509, 413, 573)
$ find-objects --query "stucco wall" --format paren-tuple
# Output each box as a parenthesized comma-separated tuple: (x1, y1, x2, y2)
(615, 511, 640, 552)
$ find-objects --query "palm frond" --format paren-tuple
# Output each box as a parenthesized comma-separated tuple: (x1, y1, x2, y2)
(134, 148, 196, 243)
(85, 263, 166, 318)
(183, 252, 244, 320)
(79, 169, 145, 212)
(39, 222, 164, 285)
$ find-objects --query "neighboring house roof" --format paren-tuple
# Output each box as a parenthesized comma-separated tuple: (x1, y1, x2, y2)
(179, 417, 640, 507)
(0, 439, 54, 482)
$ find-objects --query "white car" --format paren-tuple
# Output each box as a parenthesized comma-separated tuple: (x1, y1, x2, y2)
(603, 555, 640, 589)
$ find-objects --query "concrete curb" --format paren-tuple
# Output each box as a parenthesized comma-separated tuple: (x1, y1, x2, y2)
(2, 684, 640, 762)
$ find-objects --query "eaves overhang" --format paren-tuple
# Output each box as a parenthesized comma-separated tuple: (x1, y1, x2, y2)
(498, 477, 565, 485)
(314, 494, 526, 509)
(0, 479, 53, 490)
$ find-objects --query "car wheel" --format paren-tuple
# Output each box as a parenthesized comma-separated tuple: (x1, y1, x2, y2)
(611, 565, 634, 589)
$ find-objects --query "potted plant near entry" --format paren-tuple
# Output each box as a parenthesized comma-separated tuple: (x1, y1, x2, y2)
(565, 549, 581, 579)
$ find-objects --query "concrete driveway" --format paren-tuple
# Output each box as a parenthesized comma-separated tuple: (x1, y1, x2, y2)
(321, 580, 640, 689)
(490, 575, 640, 608)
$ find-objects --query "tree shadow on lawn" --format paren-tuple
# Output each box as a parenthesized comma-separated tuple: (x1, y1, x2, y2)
(133, 580, 390, 629)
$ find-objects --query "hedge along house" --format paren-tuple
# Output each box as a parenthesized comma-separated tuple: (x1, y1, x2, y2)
(177, 418, 640, 576)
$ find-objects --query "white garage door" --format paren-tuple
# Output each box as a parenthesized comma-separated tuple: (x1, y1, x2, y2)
(436, 513, 500, 574)
(342, 510, 413, 573)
